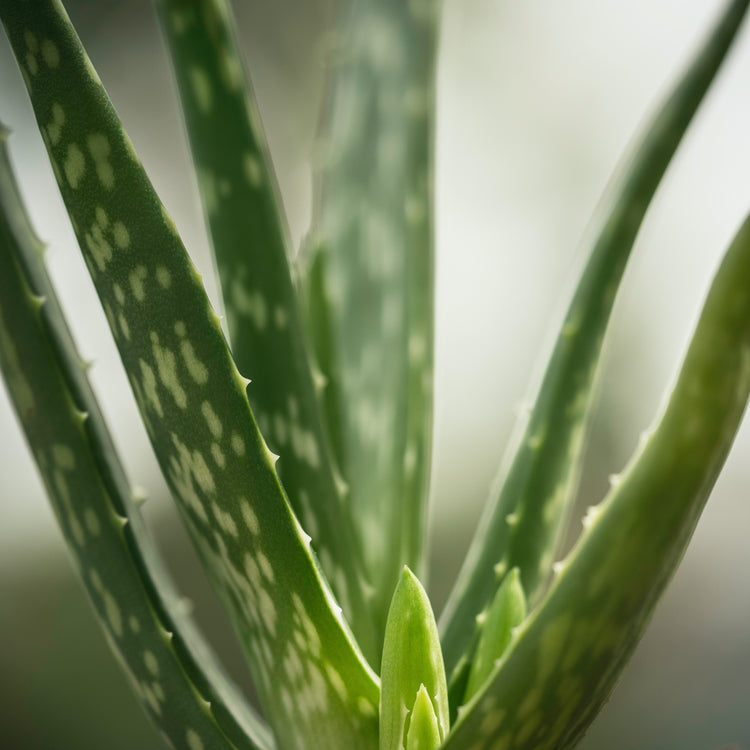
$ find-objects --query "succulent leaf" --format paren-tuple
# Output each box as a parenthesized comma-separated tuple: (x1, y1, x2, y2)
(153, 0, 378, 663)
(380, 567, 448, 750)
(0, 126, 272, 750)
(405, 685, 442, 750)
(439, 0, 750, 679)
(0, 3, 379, 748)
(463, 568, 526, 704)
(299, 0, 441, 636)
(442, 211, 750, 750)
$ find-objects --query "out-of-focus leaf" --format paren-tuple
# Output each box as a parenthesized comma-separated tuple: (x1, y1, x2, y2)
(443, 211, 750, 750)
(154, 0, 378, 662)
(299, 0, 441, 639)
(0, 3, 379, 748)
(439, 0, 750, 679)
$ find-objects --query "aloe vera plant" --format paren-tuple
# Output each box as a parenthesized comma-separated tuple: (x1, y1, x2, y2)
(1, 1, 749, 749)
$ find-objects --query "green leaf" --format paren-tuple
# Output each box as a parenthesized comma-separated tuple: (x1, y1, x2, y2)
(153, 0, 378, 663)
(299, 0, 441, 635)
(0, 125, 272, 750)
(463, 568, 526, 704)
(442, 210, 750, 750)
(0, 3, 379, 748)
(439, 0, 750, 679)
(405, 685, 441, 750)
(380, 567, 448, 750)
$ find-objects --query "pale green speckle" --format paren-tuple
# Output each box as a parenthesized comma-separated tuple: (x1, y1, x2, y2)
(83, 507, 101, 536)
(240, 498, 260, 535)
(41, 39, 60, 68)
(156, 266, 172, 289)
(180, 339, 208, 385)
(112, 220, 130, 249)
(139, 359, 163, 417)
(46, 103, 65, 146)
(189, 66, 213, 114)
(103, 588, 123, 637)
(243, 151, 263, 187)
(274, 305, 288, 329)
(24, 30, 39, 52)
(151, 332, 187, 409)
(185, 728, 204, 750)
(25, 52, 38, 76)
(231, 431, 245, 456)
(143, 650, 159, 676)
(52, 443, 75, 470)
(113, 283, 125, 305)
(86, 133, 114, 190)
(211, 442, 226, 468)
(219, 48, 243, 91)
(63, 143, 85, 189)
(118, 312, 131, 341)
(129, 266, 147, 302)
(201, 401, 223, 439)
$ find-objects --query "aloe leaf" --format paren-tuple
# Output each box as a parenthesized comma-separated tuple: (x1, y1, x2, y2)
(152, 0, 378, 663)
(439, 0, 750, 678)
(463, 568, 526, 704)
(442, 211, 750, 750)
(380, 567, 448, 750)
(0, 4, 379, 748)
(405, 685, 442, 750)
(299, 0, 440, 632)
(0, 125, 272, 750)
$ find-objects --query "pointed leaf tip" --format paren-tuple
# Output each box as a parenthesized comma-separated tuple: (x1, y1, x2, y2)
(406, 684, 441, 750)
(380, 567, 448, 750)
(464, 568, 527, 703)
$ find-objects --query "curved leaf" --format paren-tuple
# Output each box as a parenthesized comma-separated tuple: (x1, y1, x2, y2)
(0, 125, 271, 750)
(0, 3, 380, 748)
(439, 0, 750, 679)
(443, 211, 750, 750)
(153, 0, 378, 663)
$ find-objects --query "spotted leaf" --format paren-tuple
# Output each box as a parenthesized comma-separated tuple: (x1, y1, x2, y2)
(442, 211, 750, 750)
(439, 0, 750, 679)
(0, 3, 380, 748)
(299, 0, 441, 648)
(0, 125, 273, 750)
(153, 0, 378, 664)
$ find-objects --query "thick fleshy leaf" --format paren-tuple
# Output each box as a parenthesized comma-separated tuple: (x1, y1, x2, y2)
(299, 0, 441, 635)
(0, 4, 379, 749)
(443, 211, 750, 750)
(380, 567, 448, 750)
(0, 125, 272, 750)
(153, 0, 377, 663)
(405, 685, 441, 750)
(463, 568, 526, 704)
(439, 0, 750, 679)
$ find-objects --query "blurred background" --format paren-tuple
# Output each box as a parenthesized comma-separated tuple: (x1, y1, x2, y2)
(1, 0, 750, 748)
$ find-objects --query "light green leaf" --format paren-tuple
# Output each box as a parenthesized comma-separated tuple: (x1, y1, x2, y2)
(380, 567, 448, 750)
(299, 0, 441, 636)
(463, 568, 526, 704)
(153, 0, 378, 663)
(439, 0, 750, 679)
(0, 3, 379, 748)
(405, 685, 441, 750)
(443, 211, 750, 750)
(0, 124, 272, 750)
